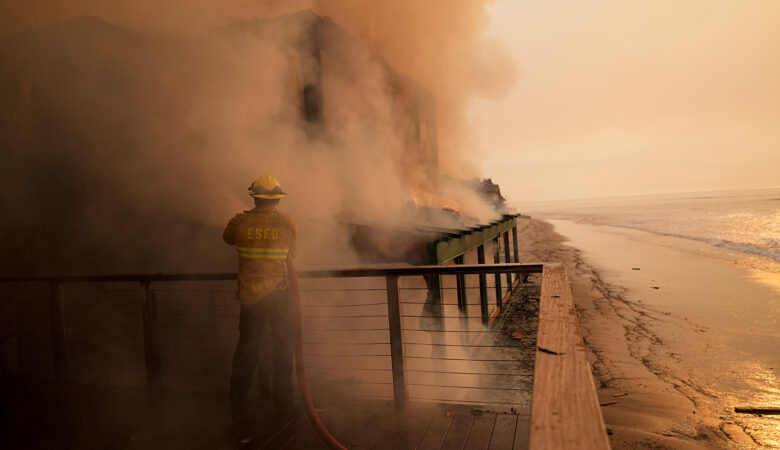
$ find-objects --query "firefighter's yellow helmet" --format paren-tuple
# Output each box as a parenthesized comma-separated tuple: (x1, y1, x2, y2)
(248, 175, 286, 199)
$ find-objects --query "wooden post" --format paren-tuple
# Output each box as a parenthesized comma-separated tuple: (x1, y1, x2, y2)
(426, 241, 447, 359)
(476, 245, 488, 325)
(503, 232, 512, 287)
(429, 274, 443, 314)
(142, 282, 162, 392)
(48, 282, 68, 382)
(385, 275, 406, 409)
(512, 226, 524, 282)
(455, 255, 467, 313)
(455, 254, 469, 333)
(493, 237, 502, 310)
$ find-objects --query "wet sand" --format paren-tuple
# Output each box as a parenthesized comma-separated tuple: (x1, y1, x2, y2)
(515, 218, 779, 449)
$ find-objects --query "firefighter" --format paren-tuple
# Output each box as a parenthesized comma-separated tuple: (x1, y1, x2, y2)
(223, 174, 297, 432)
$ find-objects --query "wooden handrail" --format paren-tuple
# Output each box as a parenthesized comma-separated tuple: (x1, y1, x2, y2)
(0, 263, 544, 284)
(530, 264, 611, 449)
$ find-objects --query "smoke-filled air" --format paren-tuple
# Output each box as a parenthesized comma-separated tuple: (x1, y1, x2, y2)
(5, 3, 780, 450)
(0, 0, 517, 274)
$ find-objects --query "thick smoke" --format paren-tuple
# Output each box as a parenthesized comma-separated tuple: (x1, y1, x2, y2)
(313, 0, 517, 175)
(0, 1, 516, 274)
(0, 0, 516, 172)
(0, 2, 520, 408)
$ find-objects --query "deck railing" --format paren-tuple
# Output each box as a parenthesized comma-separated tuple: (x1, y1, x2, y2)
(0, 262, 610, 449)
(0, 263, 541, 406)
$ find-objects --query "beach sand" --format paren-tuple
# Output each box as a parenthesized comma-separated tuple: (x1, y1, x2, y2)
(515, 217, 779, 449)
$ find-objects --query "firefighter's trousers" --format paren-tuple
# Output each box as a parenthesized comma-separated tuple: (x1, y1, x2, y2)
(229, 290, 294, 417)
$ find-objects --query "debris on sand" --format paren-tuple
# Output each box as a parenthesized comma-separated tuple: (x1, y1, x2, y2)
(734, 407, 780, 415)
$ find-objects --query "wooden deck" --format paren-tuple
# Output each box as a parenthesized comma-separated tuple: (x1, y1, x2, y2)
(1, 262, 611, 449)
(244, 402, 530, 450)
(0, 380, 529, 450)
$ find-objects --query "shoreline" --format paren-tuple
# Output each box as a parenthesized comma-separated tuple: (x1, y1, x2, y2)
(516, 218, 778, 449)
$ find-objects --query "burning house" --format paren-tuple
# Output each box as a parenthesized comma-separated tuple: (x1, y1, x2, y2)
(0, 12, 544, 447)
(0, 8, 523, 389)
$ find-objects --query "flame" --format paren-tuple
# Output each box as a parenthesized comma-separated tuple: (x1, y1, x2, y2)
(411, 185, 461, 214)
(441, 199, 461, 214)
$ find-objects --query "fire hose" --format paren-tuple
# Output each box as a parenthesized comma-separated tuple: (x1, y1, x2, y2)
(287, 259, 348, 450)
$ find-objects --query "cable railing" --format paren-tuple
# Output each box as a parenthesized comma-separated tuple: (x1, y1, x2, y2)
(0, 263, 541, 410)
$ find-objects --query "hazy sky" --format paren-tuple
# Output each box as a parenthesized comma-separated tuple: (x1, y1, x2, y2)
(474, 1, 780, 203)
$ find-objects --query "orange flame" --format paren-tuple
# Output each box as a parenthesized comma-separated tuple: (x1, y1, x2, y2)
(411, 186, 461, 214)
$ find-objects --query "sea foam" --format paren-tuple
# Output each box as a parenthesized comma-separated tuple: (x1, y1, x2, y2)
(524, 187, 780, 267)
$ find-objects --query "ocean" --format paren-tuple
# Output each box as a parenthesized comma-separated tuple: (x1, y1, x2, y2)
(520, 187, 780, 272)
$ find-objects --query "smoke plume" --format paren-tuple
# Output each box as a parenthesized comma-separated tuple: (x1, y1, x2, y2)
(0, 1, 516, 274)
(0, 2, 522, 409)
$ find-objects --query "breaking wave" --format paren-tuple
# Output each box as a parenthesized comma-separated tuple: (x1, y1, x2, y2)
(656, 233, 780, 263)
(525, 187, 780, 268)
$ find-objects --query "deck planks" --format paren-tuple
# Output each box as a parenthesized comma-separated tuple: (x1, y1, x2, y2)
(440, 410, 474, 450)
(250, 418, 298, 449)
(488, 414, 517, 450)
(281, 420, 321, 449)
(512, 415, 530, 450)
(367, 411, 410, 449)
(416, 408, 455, 450)
(281, 407, 347, 449)
(529, 264, 610, 450)
(373, 408, 425, 450)
(463, 413, 496, 450)
(281, 404, 378, 450)
(250, 403, 532, 450)
(347, 411, 388, 449)
(391, 407, 437, 450)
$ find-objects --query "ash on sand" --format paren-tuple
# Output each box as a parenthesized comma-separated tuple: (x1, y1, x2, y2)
(494, 279, 541, 376)
(454, 277, 543, 413)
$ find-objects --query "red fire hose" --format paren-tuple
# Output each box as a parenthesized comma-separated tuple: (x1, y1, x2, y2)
(287, 259, 347, 450)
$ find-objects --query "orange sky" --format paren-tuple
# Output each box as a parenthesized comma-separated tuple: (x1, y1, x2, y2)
(3, 1, 777, 204)
(475, 1, 780, 202)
